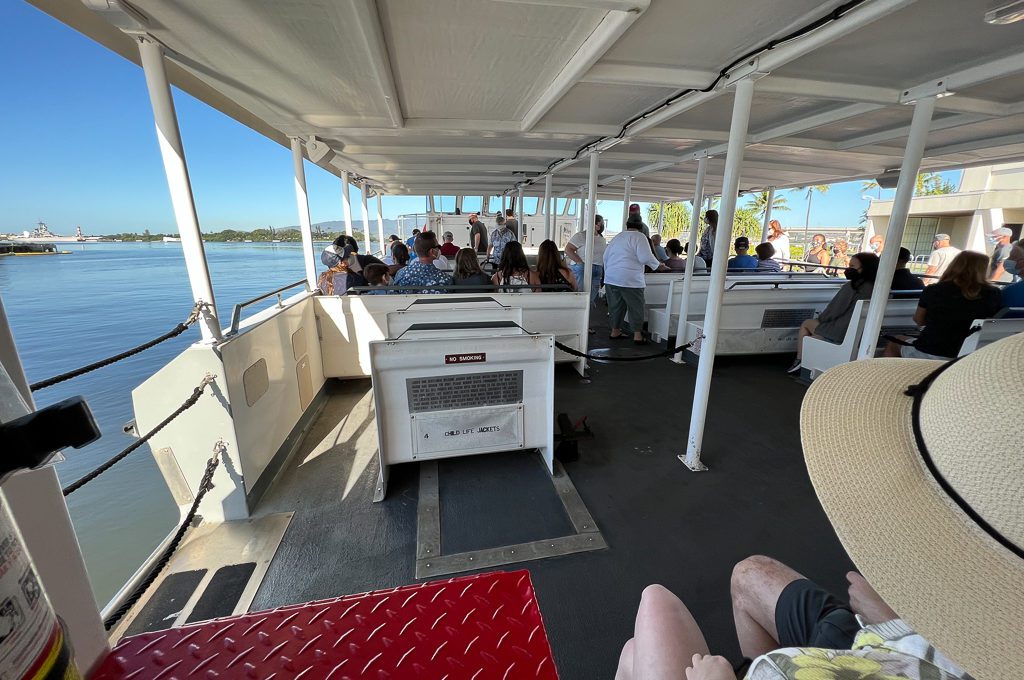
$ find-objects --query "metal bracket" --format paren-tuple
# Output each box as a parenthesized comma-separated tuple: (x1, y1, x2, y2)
(722, 58, 770, 87)
(899, 79, 951, 104)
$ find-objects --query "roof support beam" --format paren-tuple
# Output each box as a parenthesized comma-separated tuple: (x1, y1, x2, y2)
(519, 0, 650, 131)
(339, 145, 580, 158)
(580, 62, 715, 88)
(836, 113, 990, 150)
(349, 0, 404, 128)
(925, 132, 1024, 157)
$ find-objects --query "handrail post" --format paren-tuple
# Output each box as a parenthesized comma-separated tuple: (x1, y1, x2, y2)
(672, 156, 708, 363)
(137, 36, 222, 342)
(577, 152, 600, 376)
(290, 137, 318, 291)
(857, 95, 936, 359)
(682, 78, 755, 471)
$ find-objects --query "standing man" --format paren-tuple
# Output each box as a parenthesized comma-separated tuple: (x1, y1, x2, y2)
(504, 208, 519, 240)
(698, 210, 718, 266)
(922, 233, 960, 284)
(565, 214, 608, 307)
(488, 214, 516, 263)
(988, 227, 1014, 281)
(468, 214, 488, 254)
(627, 203, 650, 237)
(603, 215, 662, 344)
(868, 234, 885, 256)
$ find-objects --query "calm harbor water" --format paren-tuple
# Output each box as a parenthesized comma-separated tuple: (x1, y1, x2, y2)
(1, 241, 347, 607)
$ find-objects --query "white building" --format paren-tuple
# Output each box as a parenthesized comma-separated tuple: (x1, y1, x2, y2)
(865, 162, 1024, 259)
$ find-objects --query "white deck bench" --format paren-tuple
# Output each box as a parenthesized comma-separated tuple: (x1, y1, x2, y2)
(682, 281, 847, 357)
(649, 273, 835, 342)
(957, 311, 1024, 356)
(802, 298, 920, 379)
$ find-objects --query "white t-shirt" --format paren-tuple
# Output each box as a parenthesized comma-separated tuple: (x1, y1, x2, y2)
(927, 245, 960, 277)
(433, 254, 452, 271)
(567, 230, 608, 264)
(769, 233, 790, 260)
(602, 230, 661, 288)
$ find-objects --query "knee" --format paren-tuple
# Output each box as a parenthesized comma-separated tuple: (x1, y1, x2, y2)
(731, 555, 779, 602)
(637, 583, 677, 615)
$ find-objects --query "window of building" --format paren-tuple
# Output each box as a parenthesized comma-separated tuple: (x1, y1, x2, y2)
(900, 217, 940, 259)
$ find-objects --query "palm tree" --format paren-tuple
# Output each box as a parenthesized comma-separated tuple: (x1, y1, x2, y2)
(800, 184, 830, 247)
(861, 179, 881, 199)
(750, 190, 790, 219)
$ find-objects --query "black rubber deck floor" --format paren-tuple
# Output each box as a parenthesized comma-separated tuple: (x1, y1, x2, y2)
(252, 307, 854, 679)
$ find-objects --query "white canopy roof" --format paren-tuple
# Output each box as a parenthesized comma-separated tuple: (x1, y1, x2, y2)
(34, 0, 1024, 200)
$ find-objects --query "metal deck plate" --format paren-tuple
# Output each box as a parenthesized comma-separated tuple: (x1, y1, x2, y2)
(415, 455, 606, 578)
(110, 512, 293, 641)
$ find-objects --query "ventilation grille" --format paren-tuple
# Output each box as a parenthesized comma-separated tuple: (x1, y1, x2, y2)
(761, 308, 816, 328)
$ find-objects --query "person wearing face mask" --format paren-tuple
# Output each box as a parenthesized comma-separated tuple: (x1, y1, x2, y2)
(803, 234, 830, 272)
(565, 214, 608, 307)
(988, 227, 1014, 281)
(828, 238, 851, 273)
(787, 253, 879, 374)
(868, 234, 884, 256)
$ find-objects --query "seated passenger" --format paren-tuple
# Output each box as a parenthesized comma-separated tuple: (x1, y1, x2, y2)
(755, 242, 782, 272)
(1002, 276, 1024, 308)
(788, 253, 879, 373)
(392, 235, 452, 293)
(531, 239, 577, 292)
(387, 242, 409, 278)
(451, 248, 492, 290)
(617, 338, 1014, 680)
(427, 236, 453, 272)
(663, 238, 686, 271)
(343, 235, 385, 268)
(317, 244, 366, 295)
(439, 231, 460, 259)
(361, 263, 391, 294)
(651, 234, 668, 262)
(491, 241, 533, 292)
(682, 242, 708, 272)
(727, 237, 758, 270)
(891, 247, 925, 292)
(884, 251, 1002, 359)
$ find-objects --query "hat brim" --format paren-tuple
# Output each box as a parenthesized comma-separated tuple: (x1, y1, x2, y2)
(801, 358, 1024, 678)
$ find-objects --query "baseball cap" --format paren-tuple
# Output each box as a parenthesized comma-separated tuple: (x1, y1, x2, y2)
(991, 227, 1012, 237)
(628, 203, 641, 213)
(321, 243, 353, 268)
(734, 236, 749, 248)
(933, 233, 950, 241)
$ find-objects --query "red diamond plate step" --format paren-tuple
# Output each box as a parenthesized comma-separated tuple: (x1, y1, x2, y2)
(91, 570, 557, 679)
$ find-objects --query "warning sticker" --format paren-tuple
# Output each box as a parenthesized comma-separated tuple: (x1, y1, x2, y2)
(444, 353, 486, 365)
(412, 406, 523, 456)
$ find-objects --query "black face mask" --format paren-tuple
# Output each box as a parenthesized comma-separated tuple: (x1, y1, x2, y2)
(844, 267, 860, 281)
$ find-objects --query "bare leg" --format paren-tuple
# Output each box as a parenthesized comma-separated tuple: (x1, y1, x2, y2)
(615, 584, 710, 680)
(795, 319, 820, 360)
(731, 555, 806, 659)
(883, 337, 911, 358)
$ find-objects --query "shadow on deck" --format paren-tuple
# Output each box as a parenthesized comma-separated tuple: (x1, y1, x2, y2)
(251, 323, 854, 680)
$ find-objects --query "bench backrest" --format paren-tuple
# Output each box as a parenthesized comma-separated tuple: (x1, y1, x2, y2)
(839, 298, 921, 354)
(712, 285, 848, 330)
(656, 272, 833, 318)
(958, 315, 1024, 356)
(316, 292, 589, 377)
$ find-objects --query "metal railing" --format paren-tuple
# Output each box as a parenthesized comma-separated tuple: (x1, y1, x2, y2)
(228, 278, 310, 335)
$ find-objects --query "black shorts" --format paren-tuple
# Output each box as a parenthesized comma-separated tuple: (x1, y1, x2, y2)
(774, 579, 859, 649)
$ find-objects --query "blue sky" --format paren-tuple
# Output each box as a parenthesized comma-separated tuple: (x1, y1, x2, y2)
(2, 2, 958, 236)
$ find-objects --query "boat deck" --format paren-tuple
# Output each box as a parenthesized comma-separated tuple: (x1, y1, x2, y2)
(245, 314, 855, 679)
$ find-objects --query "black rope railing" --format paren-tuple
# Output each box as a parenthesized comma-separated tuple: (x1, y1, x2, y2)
(104, 448, 221, 631)
(61, 375, 216, 496)
(30, 303, 205, 392)
(553, 336, 701, 362)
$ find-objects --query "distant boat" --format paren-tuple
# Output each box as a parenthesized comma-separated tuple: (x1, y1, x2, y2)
(244, 239, 253, 243)
(162, 236, 182, 243)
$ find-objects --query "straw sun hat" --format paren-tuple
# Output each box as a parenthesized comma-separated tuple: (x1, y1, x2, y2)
(800, 333, 1023, 679)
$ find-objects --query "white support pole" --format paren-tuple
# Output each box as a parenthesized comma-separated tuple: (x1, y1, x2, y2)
(578, 189, 586, 232)
(543, 174, 553, 242)
(376, 193, 385, 256)
(577, 153, 600, 376)
(360, 182, 372, 251)
(682, 78, 755, 471)
(857, 95, 937, 359)
(290, 138, 319, 290)
(621, 176, 632, 229)
(672, 156, 708, 363)
(655, 201, 665, 233)
(0, 297, 109, 674)
(760, 187, 775, 242)
(427, 195, 435, 214)
(517, 186, 525, 240)
(137, 37, 221, 341)
(341, 171, 354, 237)
(502, 194, 508, 213)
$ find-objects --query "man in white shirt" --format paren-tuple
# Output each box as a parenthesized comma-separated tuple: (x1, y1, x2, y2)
(565, 215, 608, 305)
(603, 216, 663, 343)
(922, 233, 960, 285)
